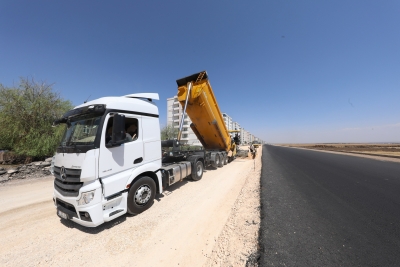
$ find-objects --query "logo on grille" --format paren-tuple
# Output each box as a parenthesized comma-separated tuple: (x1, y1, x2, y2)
(60, 166, 67, 181)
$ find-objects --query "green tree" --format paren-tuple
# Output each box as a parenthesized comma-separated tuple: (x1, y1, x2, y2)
(0, 77, 73, 159)
(160, 124, 178, 140)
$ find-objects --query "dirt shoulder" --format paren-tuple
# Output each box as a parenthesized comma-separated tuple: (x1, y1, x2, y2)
(0, 175, 54, 214)
(205, 147, 261, 266)
(0, 151, 261, 267)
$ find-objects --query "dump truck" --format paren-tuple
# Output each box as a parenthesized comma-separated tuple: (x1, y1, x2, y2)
(162, 71, 237, 167)
(52, 71, 236, 227)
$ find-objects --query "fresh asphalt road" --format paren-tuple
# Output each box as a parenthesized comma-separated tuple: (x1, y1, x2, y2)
(259, 145, 400, 267)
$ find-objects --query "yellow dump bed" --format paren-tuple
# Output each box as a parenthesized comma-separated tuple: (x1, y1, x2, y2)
(176, 71, 232, 152)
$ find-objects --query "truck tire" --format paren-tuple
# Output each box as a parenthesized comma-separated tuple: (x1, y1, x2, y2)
(217, 153, 224, 167)
(191, 160, 204, 181)
(211, 153, 219, 168)
(223, 154, 228, 165)
(127, 176, 156, 215)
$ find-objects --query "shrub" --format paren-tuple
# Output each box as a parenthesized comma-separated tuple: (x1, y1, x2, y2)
(0, 77, 72, 159)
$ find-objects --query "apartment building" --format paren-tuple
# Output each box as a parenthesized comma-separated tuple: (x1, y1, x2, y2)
(240, 128, 249, 144)
(166, 96, 201, 145)
(233, 121, 240, 131)
(222, 113, 233, 131)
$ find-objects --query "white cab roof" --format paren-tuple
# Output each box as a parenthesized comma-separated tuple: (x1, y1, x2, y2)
(75, 93, 159, 116)
(124, 93, 159, 100)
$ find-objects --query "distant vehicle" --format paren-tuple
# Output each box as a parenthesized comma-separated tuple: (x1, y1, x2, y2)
(252, 141, 261, 148)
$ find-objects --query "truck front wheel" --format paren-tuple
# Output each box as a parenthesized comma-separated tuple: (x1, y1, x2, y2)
(127, 176, 156, 215)
(191, 161, 204, 181)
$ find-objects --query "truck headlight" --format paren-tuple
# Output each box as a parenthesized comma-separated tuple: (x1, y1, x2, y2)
(77, 190, 96, 206)
(50, 156, 55, 175)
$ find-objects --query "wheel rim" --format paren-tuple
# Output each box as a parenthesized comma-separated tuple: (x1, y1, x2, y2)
(215, 155, 219, 165)
(134, 185, 151, 205)
(197, 164, 203, 176)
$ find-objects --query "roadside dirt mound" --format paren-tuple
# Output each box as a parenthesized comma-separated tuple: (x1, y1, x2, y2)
(205, 147, 262, 267)
(0, 157, 53, 183)
(236, 145, 258, 160)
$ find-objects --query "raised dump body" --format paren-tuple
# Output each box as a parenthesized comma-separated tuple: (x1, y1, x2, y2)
(176, 71, 232, 152)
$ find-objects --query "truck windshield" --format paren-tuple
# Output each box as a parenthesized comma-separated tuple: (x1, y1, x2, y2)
(60, 115, 102, 146)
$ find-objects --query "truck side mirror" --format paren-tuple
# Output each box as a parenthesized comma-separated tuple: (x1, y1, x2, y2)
(106, 114, 126, 148)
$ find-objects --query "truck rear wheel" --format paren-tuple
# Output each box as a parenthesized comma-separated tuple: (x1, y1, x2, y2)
(217, 153, 224, 167)
(212, 153, 220, 168)
(223, 154, 228, 165)
(191, 161, 204, 181)
(127, 176, 156, 215)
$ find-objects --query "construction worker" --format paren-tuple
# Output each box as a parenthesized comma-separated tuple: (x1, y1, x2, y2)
(249, 143, 256, 159)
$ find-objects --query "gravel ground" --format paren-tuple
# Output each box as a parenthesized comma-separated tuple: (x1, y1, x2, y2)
(0, 148, 262, 267)
(205, 147, 261, 267)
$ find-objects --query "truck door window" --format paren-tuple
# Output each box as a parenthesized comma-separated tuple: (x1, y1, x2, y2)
(104, 117, 139, 145)
(125, 118, 139, 142)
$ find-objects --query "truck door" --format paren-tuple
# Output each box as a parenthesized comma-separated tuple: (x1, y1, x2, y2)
(99, 113, 144, 197)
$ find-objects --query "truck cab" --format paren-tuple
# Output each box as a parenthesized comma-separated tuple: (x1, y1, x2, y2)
(53, 93, 162, 227)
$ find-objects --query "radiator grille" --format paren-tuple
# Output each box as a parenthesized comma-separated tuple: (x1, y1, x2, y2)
(53, 166, 83, 197)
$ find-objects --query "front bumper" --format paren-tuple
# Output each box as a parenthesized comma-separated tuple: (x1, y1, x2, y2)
(53, 182, 128, 227)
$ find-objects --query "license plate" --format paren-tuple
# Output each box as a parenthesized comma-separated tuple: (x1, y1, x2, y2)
(57, 210, 68, 219)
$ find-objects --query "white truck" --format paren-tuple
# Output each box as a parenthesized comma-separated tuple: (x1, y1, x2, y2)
(52, 72, 236, 227)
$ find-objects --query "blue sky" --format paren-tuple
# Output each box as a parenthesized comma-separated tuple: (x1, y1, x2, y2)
(1, 0, 399, 143)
